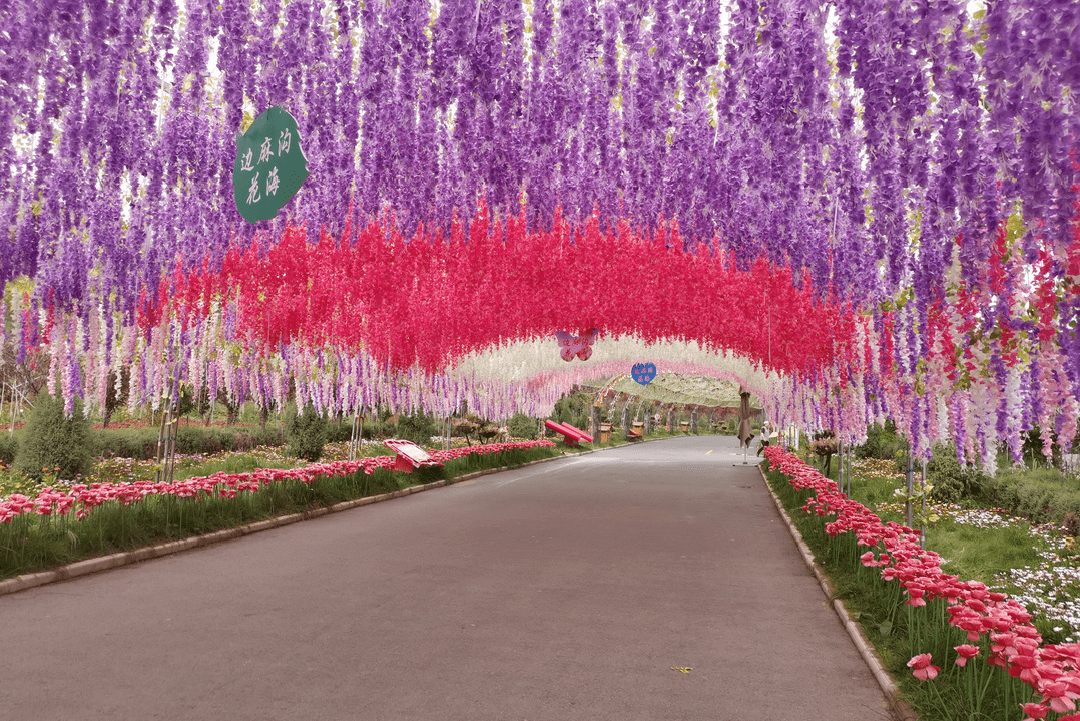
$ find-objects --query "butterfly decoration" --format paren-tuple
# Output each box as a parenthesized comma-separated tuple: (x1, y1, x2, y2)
(555, 328, 599, 362)
(632, 362, 657, 385)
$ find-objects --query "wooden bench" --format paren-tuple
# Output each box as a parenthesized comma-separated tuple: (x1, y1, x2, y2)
(383, 439, 443, 473)
(544, 420, 591, 447)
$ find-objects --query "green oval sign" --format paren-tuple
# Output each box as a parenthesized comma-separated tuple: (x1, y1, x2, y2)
(233, 106, 310, 224)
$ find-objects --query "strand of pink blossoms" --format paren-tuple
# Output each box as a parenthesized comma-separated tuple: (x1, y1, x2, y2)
(0, 440, 556, 524)
(762, 445, 1080, 719)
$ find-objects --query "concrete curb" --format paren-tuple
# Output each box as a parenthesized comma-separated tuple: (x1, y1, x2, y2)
(758, 464, 918, 721)
(0, 452, 570, 598)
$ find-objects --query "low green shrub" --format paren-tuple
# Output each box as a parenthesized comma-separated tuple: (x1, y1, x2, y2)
(285, 403, 328, 461)
(92, 424, 285, 459)
(395, 411, 437, 446)
(15, 393, 94, 481)
(507, 413, 538, 440)
(927, 444, 989, 503)
(324, 418, 354, 443)
(0, 432, 17, 465)
(320, 416, 376, 444)
(856, 420, 908, 460)
(978, 466, 1080, 525)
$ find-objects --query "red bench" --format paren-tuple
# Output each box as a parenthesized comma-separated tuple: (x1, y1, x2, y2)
(544, 420, 592, 447)
(625, 428, 641, 440)
(562, 422, 594, 443)
(383, 439, 443, 473)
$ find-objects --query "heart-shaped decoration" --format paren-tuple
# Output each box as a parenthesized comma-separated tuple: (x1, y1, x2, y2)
(631, 362, 656, 385)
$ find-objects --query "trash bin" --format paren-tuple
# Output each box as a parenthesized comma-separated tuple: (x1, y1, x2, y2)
(599, 423, 612, 443)
(679, 421, 690, 433)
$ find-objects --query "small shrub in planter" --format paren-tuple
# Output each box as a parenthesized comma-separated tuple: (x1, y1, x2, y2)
(456, 419, 478, 444)
(15, 393, 93, 481)
(809, 430, 838, 475)
(285, 403, 328, 461)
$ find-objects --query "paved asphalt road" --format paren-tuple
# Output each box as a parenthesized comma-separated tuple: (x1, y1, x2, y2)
(1, 436, 891, 720)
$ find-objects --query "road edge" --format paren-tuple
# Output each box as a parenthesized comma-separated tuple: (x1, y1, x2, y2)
(0, 434, 687, 597)
(758, 464, 919, 721)
(0, 433, 686, 595)
(0, 453, 570, 597)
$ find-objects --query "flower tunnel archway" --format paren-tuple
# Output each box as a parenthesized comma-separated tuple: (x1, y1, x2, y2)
(16, 196, 1078, 475)
(0, 0, 1077, 474)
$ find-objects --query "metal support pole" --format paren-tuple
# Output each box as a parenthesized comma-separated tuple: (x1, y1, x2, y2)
(921, 459, 928, 547)
(349, 413, 358, 461)
(837, 438, 844, 490)
(846, 444, 853, 496)
(154, 403, 168, 484)
(906, 450, 914, 530)
(167, 400, 179, 484)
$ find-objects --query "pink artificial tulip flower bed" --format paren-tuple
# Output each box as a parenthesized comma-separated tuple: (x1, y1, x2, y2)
(763, 445, 1080, 721)
(0, 440, 557, 525)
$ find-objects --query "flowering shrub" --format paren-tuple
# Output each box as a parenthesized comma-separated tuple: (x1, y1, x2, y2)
(808, 435, 839, 457)
(765, 444, 1080, 720)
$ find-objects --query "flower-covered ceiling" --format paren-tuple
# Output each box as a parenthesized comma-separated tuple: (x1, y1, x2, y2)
(1, 0, 1078, 471)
